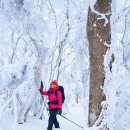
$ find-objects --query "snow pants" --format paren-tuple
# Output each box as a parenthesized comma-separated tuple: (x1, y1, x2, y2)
(47, 109, 60, 130)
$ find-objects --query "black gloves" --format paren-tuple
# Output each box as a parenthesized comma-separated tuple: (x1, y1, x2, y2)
(41, 81, 43, 88)
(40, 81, 43, 94)
(57, 108, 62, 115)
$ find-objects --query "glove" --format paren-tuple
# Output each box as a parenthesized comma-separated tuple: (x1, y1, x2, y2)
(40, 87, 44, 95)
(40, 87, 43, 94)
(39, 81, 43, 93)
(41, 81, 43, 88)
(57, 108, 62, 115)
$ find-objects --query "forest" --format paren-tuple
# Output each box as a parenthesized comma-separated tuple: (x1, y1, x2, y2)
(0, 0, 130, 130)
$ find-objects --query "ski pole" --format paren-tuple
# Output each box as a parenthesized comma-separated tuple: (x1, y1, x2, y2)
(58, 114, 84, 129)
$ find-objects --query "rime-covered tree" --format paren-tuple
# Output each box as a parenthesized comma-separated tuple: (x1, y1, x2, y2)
(0, 0, 88, 125)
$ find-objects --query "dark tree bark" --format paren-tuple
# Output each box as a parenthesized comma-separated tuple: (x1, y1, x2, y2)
(87, 0, 111, 127)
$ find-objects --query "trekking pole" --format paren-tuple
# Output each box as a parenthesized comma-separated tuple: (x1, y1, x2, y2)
(58, 114, 84, 129)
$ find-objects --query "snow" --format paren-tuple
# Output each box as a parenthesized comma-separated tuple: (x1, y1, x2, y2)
(0, 104, 86, 130)
(1, 0, 130, 130)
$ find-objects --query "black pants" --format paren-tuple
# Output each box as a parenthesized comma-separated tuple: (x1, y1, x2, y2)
(47, 109, 60, 130)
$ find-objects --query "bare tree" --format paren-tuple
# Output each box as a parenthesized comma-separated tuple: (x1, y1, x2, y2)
(47, 0, 72, 82)
(87, 0, 111, 127)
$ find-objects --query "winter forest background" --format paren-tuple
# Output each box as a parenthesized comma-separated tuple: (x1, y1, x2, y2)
(0, 0, 130, 130)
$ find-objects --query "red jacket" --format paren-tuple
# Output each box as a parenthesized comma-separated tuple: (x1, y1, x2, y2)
(40, 86, 62, 110)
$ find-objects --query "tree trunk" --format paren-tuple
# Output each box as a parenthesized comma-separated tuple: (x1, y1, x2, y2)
(87, 0, 111, 127)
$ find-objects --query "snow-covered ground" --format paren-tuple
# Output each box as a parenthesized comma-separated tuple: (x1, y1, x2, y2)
(0, 104, 86, 130)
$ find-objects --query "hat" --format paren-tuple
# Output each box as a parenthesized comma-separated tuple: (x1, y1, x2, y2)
(50, 80, 58, 86)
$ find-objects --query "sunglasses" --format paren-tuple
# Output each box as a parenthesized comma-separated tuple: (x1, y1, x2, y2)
(51, 84, 56, 88)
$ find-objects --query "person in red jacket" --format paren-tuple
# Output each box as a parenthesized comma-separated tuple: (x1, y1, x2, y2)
(40, 80, 62, 130)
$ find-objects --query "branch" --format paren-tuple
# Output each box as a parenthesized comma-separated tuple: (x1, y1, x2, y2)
(47, 0, 58, 46)
(59, 57, 75, 75)
(48, 0, 58, 32)
(90, 5, 111, 26)
(0, 93, 13, 122)
(114, 6, 130, 23)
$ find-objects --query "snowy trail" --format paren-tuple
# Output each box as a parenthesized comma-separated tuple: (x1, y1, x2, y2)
(0, 104, 86, 130)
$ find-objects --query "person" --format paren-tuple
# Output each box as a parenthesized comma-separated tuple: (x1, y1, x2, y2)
(40, 80, 62, 130)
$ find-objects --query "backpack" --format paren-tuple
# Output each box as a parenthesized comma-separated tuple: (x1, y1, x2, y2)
(55, 86, 65, 103)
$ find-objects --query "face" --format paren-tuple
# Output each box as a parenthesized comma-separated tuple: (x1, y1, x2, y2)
(51, 84, 57, 88)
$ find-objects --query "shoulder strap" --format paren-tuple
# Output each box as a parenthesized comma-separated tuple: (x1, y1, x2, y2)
(55, 89, 59, 99)
(55, 86, 63, 101)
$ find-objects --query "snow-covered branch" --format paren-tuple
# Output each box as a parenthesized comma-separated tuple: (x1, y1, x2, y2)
(90, 5, 111, 26)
